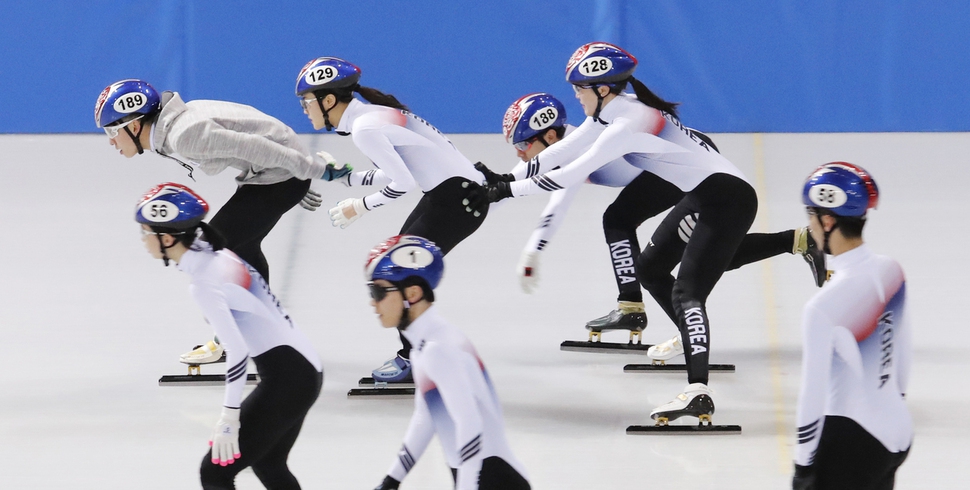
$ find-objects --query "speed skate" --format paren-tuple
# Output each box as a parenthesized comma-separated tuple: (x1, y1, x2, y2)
(562, 304, 653, 353)
(620, 334, 736, 371)
(627, 383, 741, 434)
(158, 342, 258, 386)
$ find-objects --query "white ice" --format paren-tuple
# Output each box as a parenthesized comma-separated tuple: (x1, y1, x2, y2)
(0, 132, 968, 489)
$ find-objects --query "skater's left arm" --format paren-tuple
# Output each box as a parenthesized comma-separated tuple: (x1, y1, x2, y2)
(190, 282, 251, 410)
(386, 386, 436, 482)
(423, 346, 486, 490)
(518, 185, 582, 293)
(793, 303, 836, 468)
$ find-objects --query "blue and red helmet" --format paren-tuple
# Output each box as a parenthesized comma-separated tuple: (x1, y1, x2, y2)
(135, 183, 209, 230)
(802, 162, 879, 217)
(502, 93, 567, 145)
(295, 57, 361, 96)
(95, 79, 161, 128)
(365, 235, 444, 289)
(566, 42, 638, 86)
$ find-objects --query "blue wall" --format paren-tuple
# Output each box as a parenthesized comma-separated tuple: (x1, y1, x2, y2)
(1, 1, 968, 134)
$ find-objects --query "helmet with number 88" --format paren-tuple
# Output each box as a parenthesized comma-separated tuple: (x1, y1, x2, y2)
(365, 235, 444, 290)
(95, 79, 161, 128)
(295, 57, 361, 96)
(502, 93, 567, 145)
(135, 182, 209, 230)
(566, 42, 638, 86)
(802, 162, 879, 217)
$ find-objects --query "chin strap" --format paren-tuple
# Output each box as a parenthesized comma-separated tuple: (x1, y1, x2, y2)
(592, 85, 607, 123)
(316, 97, 335, 131)
(821, 219, 839, 255)
(123, 124, 146, 155)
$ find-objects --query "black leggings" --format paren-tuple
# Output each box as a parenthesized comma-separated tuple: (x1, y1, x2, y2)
(449, 457, 531, 490)
(636, 173, 759, 385)
(812, 416, 909, 490)
(604, 173, 793, 304)
(209, 178, 311, 283)
(200, 346, 322, 490)
(397, 177, 488, 359)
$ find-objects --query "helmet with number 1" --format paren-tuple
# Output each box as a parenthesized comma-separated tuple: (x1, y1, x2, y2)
(802, 162, 879, 217)
(95, 79, 161, 128)
(502, 93, 567, 145)
(566, 42, 638, 86)
(365, 235, 444, 289)
(135, 183, 209, 230)
(295, 57, 361, 96)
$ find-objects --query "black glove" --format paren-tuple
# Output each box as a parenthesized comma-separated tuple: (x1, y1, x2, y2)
(374, 475, 400, 490)
(792, 464, 816, 490)
(474, 161, 514, 186)
(461, 181, 512, 216)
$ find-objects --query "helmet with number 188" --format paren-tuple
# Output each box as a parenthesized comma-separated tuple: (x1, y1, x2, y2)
(135, 183, 209, 230)
(565, 42, 638, 86)
(502, 93, 567, 145)
(95, 79, 161, 129)
(295, 57, 361, 96)
(802, 162, 879, 217)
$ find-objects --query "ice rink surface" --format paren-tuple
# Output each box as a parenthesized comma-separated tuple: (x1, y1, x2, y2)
(1, 132, 968, 489)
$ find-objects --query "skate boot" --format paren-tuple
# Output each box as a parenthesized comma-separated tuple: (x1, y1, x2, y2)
(646, 335, 683, 365)
(585, 301, 647, 343)
(372, 354, 413, 383)
(180, 340, 225, 375)
(650, 383, 715, 426)
(794, 227, 828, 287)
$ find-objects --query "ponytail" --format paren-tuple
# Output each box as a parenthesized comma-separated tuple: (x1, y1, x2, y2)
(198, 222, 226, 251)
(626, 77, 679, 118)
(312, 84, 410, 112)
(354, 85, 409, 111)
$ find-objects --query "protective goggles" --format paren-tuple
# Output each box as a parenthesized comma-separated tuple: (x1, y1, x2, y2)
(513, 136, 540, 152)
(367, 282, 399, 301)
(300, 96, 321, 110)
(104, 116, 143, 139)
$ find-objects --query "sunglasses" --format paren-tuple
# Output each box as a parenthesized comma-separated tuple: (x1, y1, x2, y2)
(367, 282, 399, 301)
(513, 136, 540, 152)
(104, 116, 143, 139)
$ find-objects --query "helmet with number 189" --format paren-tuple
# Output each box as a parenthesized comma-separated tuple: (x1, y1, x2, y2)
(365, 235, 444, 289)
(802, 162, 879, 217)
(295, 57, 361, 96)
(566, 42, 638, 86)
(502, 93, 567, 145)
(95, 79, 161, 128)
(135, 183, 209, 230)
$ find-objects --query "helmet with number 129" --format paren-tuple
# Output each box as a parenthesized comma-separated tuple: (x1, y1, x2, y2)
(295, 57, 361, 96)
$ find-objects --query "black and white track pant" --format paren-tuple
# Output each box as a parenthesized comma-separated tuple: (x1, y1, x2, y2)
(209, 177, 311, 284)
(636, 173, 758, 385)
(811, 416, 910, 490)
(397, 177, 488, 358)
(448, 457, 531, 490)
(606, 172, 794, 305)
(200, 346, 323, 490)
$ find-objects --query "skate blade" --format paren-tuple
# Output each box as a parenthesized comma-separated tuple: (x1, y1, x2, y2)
(624, 363, 736, 373)
(347, 387, 415, 398)
(158, 373, 259, 386)
(560, 340, 653, 354)
(626, 415, 741, 435)
(358, 377, 415, 388)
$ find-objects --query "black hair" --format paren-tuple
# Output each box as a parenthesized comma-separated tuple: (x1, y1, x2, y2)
(149, 222, 226, 251)
(397, 276, 435, 303)
(313, 84, 409, 111)
(813, 208, 867, 239)
(615, 77, 680, 118)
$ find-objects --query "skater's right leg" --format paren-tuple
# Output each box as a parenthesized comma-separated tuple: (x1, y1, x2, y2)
(477, 456, 531, 490)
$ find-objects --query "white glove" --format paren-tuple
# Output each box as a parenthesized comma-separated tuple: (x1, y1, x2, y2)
(517, 250, 541, 293)
(328, 198, 368, 228)
(299, 188, 323, 211)
(209, 407, 241, 466)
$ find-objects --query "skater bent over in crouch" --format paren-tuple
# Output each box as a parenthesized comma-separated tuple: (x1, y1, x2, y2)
(135, 184, 323, 490)
(97, 79, 348, 365)
(464, 42, 817, 423)
(295, 57, 488, 384)
(480, 92, 823, 345)
(792, 163, 911, 490)
(365, 236, 530, 490)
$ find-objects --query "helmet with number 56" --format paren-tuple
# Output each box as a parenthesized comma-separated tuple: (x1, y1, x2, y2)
(135, 182, 209, 230)
(95, 79, 161, 129)
(802, 162, 879, 217)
